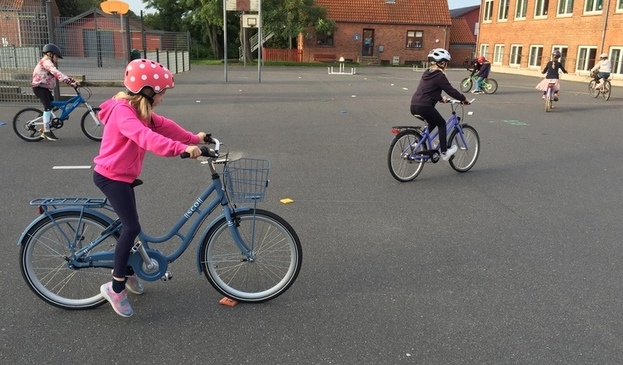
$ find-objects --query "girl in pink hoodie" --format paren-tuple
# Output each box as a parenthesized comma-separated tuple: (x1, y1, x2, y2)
(94, 59, 208, 317)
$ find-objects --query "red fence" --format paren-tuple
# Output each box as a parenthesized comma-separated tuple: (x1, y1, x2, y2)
(262, 48, 302, 62)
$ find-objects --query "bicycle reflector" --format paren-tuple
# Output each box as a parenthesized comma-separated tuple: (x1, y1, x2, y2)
(37, 205, 44, 215)
(391, 127, 401, 135)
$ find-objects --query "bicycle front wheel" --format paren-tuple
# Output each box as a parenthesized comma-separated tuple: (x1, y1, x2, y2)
(388, 129, 426, 182)
(80, 107, 103, 141)
(448, 125, 480, 172)
(200, 209, 302, 303)
(19, 211, 117, 310)
(602, 81, 611, 101)
(460, 77, 473, 92)
(13, 108, 44, 142)
(483, 78, 498, 94)
(588, 80, 599, 98)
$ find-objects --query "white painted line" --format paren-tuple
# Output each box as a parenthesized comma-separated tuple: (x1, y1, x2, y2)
(52, 166, 92, 170)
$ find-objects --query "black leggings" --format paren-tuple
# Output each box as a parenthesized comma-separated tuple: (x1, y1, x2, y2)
(93, 171, 140, 278)
(410, 105, 449, 152)
(33, 87, 53, 111)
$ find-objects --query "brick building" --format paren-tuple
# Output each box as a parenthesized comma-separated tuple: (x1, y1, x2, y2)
(477, 0, 622, 80)
(303, 0, 453, 66)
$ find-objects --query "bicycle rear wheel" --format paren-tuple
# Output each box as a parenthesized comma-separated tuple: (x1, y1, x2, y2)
(388, 129, 426, 182)
(200, 209, 302, 303)
(588, 80, 599, 98)
(13, 108, 44, 142)
(19, 211, 117, 310)
(460, 77, 473, 92)
(80, 107, 103, 141)
(602, 81, 611, 101)
(483, 78, 498, 94)
(448, 125, 480, 172)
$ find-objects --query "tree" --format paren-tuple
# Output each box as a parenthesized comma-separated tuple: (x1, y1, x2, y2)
(56, 0, 102, 17)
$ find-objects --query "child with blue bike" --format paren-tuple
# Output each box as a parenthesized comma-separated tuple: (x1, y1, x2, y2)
(410, 48, 469, 161)
(94, 59, 209, 317)
(31, 43, 78, 141)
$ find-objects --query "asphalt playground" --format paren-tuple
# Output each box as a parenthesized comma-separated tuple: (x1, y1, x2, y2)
(1, 65, 623, 364)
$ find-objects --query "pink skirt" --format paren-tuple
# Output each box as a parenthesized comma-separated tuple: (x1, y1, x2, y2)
(536, 78, 560, 92)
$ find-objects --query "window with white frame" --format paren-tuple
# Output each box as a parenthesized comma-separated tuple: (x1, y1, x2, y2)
(494, 44, 505, 64)
(529, 45, 544, 68)
(499, 0, 510, 19)
(510, 45, 523, 66)
(584, 0, 603, 12)
(558, 0, 574, 14)
(611, 48, 622, 74)
(535, 0, 550, 16)
(516, 0, 528, 18)
(483, 0, 494, 21)
(618, 0, 623, 10)
(577, 46, 597, 71)
(552, 46, 568, 66)
(480, 44, 490, 60)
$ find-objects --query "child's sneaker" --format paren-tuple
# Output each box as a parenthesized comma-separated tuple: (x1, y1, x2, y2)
(100, 282, 133, 317)
(541, 95, 546, 99)
(125, 275, 144, 295)
(441, 145, 458, 162)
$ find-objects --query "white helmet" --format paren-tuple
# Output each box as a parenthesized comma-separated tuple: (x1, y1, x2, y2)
(428, 48, 451, 63)
(600, 53, 608, 58)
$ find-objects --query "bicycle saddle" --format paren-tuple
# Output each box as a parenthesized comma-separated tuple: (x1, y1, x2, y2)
(131, 179, 143, 188)
(412, 114, 426, 122)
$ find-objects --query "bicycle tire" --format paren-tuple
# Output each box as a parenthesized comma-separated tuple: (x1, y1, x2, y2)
(199, 209, 302, 303)
(13, 108, 44, 142)
(588, 80, 599, 98)
(602, 80, 611, 101)
(80, 107, 103, 141)
(388, 129, 426, 182)
(448, 125, 480, 172)
(460, 77, 473, 93)
(483, 78, 498, 94)
(19, 211, 118, 310)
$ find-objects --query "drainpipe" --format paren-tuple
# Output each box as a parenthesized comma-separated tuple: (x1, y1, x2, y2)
(599, 0, 610, 54)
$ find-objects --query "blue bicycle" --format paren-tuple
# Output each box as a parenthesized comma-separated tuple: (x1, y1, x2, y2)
(18, 138, 302, 309)
(388, 99, 480, 181)
(12, 86, 102, 142)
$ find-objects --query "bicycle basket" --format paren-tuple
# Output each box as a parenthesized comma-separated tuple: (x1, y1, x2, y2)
(223, 158, 270, 203)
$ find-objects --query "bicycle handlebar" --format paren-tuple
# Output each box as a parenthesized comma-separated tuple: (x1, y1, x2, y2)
(445, 98, 475, 105)
(180, 137, 220, 159)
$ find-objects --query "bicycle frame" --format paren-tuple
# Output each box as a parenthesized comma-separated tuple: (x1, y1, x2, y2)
(26, 88, 100, 126)
(20, 159, 255, 282)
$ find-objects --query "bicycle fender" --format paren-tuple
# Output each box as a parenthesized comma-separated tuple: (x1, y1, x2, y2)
(17, 207, 114, 246)
(195, 206, 252, 273)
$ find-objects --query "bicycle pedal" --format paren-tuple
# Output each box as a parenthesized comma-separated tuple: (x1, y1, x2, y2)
(219, 297, 238, 307)
(161, 271, 173, 281)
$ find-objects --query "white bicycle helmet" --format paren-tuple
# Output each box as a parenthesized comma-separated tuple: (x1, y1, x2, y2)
(600, 53, 608, 58)
(428, 48, 451, 63)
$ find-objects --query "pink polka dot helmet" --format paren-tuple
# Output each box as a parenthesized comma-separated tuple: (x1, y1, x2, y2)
(124, 59, 174, 95)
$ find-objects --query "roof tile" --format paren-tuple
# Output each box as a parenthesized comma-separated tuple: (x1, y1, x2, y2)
(314, 0, 451, 26)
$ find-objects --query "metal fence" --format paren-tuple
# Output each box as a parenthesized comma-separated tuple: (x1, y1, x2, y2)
(0, 5, 190, 105)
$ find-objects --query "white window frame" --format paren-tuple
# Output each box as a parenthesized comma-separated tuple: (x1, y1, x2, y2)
(618, 0, 623, 11)
(611, 48, 622, 74)
(498, 0, 510, 20)
(483, 0, 494, 22)
(535, 0, 550, 17)
(480, 44, 490, 60)
(529, 45, 544, 69)
(584, 0, 603, 13)
(557, 0, 574, 15)
(552, 45, 569, 66)
(494, 44, 505, 65)
(577, 46, 597, 73)
(516, 0, 528, 19)
(510, 45, 523, 67)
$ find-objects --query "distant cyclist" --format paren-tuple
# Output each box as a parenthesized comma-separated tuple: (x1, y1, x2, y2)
(31, 43, 77, 141)
(410, 48, 469, 162)
(536, 50, 568, 102)
(591, 53, 611, 90)
(471, 56, 491, 94)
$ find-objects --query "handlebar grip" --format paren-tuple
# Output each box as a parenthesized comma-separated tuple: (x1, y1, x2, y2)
(180, 146, 217, 159)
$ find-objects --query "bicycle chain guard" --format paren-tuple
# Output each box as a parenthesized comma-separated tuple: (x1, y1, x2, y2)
(50, 118, 64, 129)
(129, 248, 169, 281)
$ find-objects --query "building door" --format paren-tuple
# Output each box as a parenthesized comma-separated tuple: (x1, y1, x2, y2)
(362, 29, 374, 57)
